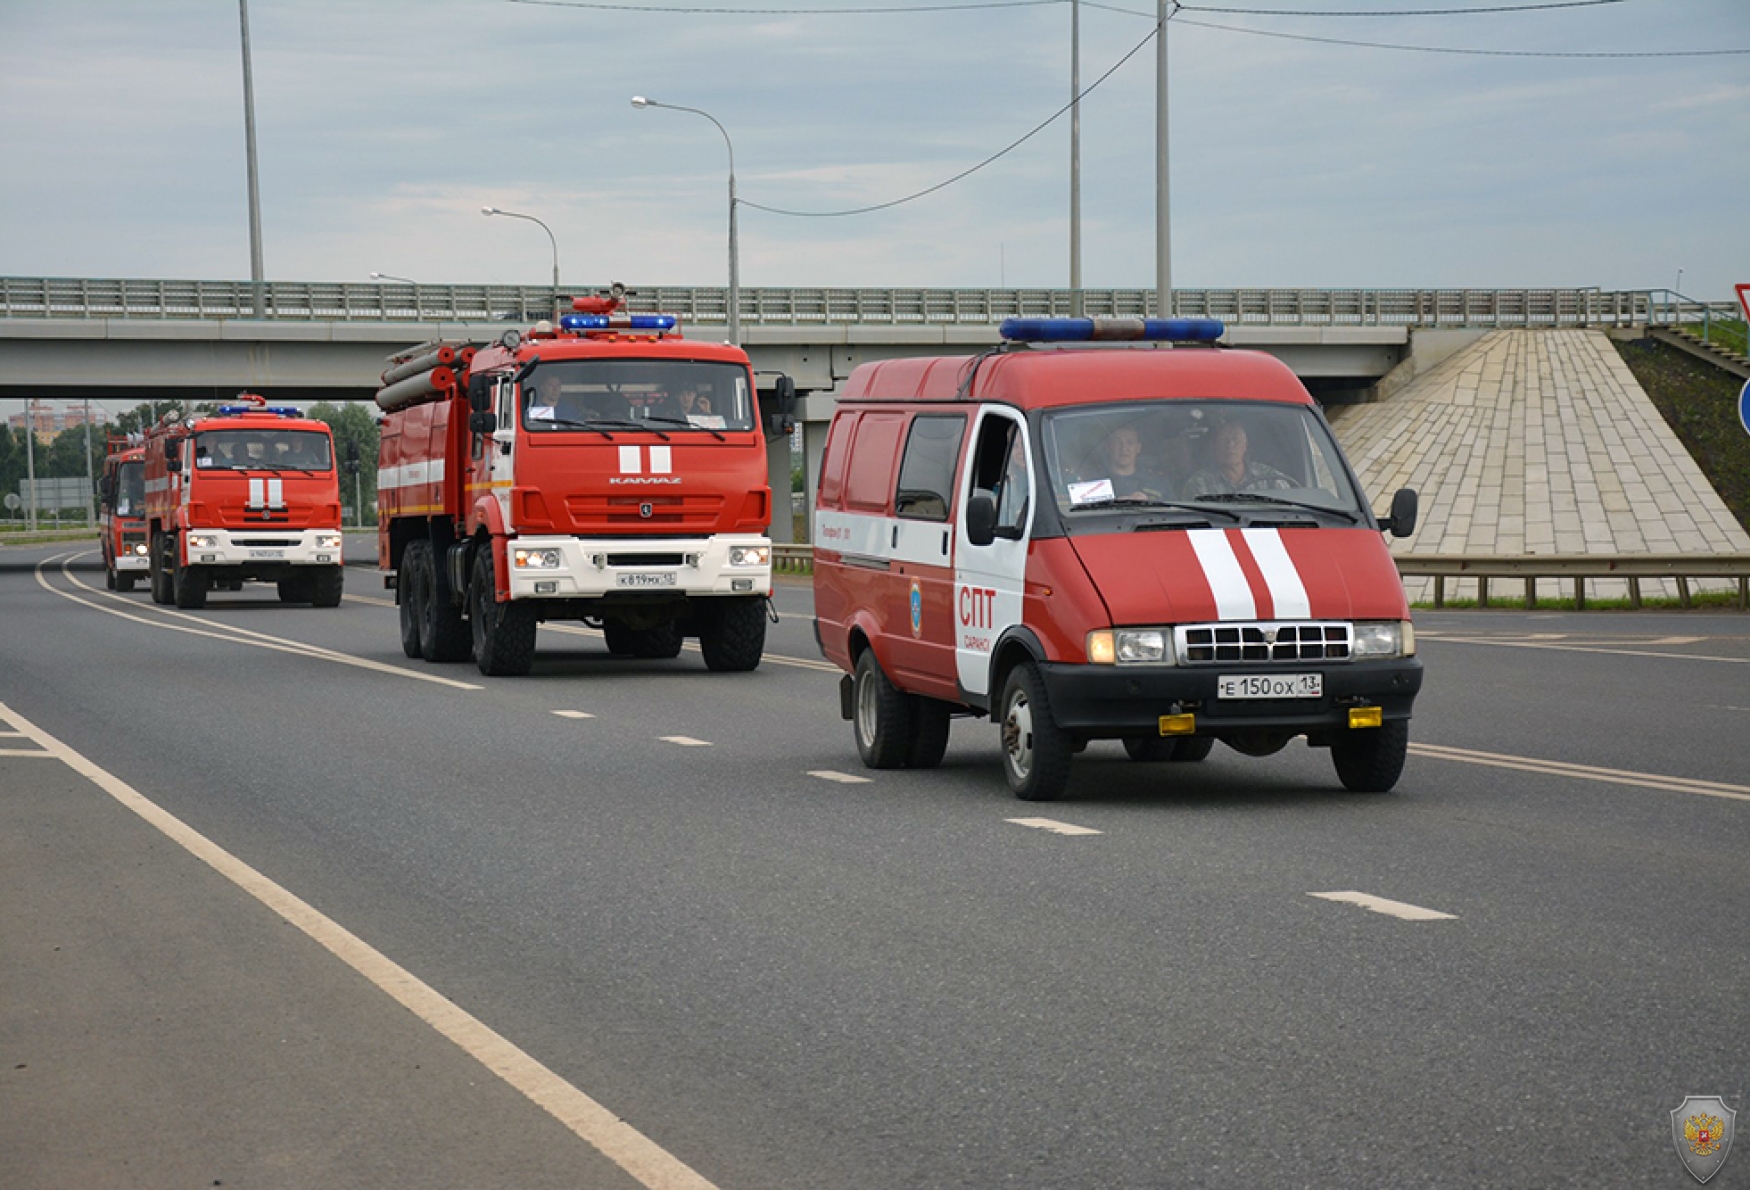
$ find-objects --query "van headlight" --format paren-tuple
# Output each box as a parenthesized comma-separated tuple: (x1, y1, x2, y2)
(514, 547, 563, 569)
(729, 545, 769, 567)
(1351, 621, 1414, 658)
(1086, 628, 1174, 665)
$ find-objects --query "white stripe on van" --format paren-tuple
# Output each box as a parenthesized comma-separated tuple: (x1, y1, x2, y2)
(1187, 529, 1256, 620)
(1242, 528, 1310, 620)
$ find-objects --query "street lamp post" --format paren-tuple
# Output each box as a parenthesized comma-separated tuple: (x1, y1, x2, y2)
(481, 206, 560, 299)
(369, 271, 418, 285)
(1155, 0, 1172, 319)
(632, 96, 740, 346)
(238, 0, 266, 317)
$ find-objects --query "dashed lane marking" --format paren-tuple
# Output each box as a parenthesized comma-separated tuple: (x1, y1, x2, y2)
(1007, 817, 1103, 837)
(551, 710, 596, 719)
(808, 770, 872, 784)
(0, 699, 717, 1190)
(660, 736, 712, 747)
(1408, 742, 1750, 803)
(1309, 891, 1457, 921)
(38, 554, 483, 691)
(1417, 633, 1747, 665)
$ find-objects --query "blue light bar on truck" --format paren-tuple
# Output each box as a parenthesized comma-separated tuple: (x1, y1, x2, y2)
(999, 317, 1225, 343)
(216, 404, 302, 417)
(559, 313, 678, 332)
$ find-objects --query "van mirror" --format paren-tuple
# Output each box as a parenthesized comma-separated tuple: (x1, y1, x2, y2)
(966, 489, 998, 547)
(1379, 487, 1418, 538)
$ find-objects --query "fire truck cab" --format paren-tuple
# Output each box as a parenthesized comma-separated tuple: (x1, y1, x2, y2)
(97, 438, 149, 591)
(812, 317, 1424, 801)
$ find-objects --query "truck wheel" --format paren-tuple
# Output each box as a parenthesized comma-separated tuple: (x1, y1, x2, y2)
(605, 621, 684, 659)
(398, 546, 425, 659)
(105, 562, 116, 590)
(416, 544, 470, 662)
(853, 649, 913, 769)
(310, 566, 344, 608)
(470, 548, 535, 676)
(150, 534, 172, 605)
(1168, 737, 1214, 762)
(116, 574, 136, 593)
(1332, 719, 1409, 793)
(699, 597, 766, 672)
(1000, 662, 1073, 801)
(277, 576, 314, 604)
(1123, 736, 1178, 762)
(172, 561, 208, 609)
(906, 697, 952, 769)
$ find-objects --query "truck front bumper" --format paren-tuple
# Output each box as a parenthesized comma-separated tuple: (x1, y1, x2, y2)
(504, 534, 773, 600)
(183, 528, 345, 568)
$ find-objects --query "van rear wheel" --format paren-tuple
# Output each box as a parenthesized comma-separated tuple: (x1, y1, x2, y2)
(1000, 663, 1072, 801)
(906, 698, 952, 769)
(853, 649, 913, 769)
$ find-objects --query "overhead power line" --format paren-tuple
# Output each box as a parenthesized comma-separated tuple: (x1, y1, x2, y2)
(1168, 13, 1750, 55)
(1178, 0, 1627, 14)
(509, 0, 1058, 12)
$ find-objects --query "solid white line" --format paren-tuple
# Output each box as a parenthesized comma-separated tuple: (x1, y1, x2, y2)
(1408, 742, 1750, 803)
(0, 699, 716, 1190)
(807, 770, 872, 784)
(1419, 634, 1748, 665)
(660, 736, 712, 747)
(551, 710, 596, 720)
(0, 748, 55, 757)
(1006, 817, 1102, 837)
(1309, 891, 1456, 921)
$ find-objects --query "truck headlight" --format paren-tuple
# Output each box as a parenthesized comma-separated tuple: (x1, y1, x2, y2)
(187, 534, 217, 549)
(1086, 628, 1174, 665)
(315, 533, 343, 550)
(729, 546, 769, 567)
(132, 543, 150, 556)
(1351, 621, 1413, 658)
(514, 547, 562, 569)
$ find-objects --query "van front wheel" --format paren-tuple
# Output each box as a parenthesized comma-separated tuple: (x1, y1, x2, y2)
(1000, 663, 1072, 801)
(853, 649, 913, 769)
(1332, 719, 1409, 793)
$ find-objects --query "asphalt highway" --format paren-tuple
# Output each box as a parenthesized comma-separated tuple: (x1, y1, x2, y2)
(2, 540, 1746, 1189)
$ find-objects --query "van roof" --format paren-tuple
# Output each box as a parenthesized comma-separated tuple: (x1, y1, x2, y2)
(839, 346, 1314, 411)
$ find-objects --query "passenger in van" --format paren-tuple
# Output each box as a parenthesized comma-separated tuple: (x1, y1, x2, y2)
(1181, 420, 1294, 496)
(992, 431, 1030, 530)
(1092, 424, 1169, 501)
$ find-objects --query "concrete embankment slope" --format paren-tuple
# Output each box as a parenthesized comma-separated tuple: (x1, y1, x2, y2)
(1328, 329, 1750, 600)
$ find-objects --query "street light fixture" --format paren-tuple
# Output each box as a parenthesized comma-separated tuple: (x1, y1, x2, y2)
(632, 95, 740, 345)
(369, 271, 418, 284)
(481, 206, 561, 292)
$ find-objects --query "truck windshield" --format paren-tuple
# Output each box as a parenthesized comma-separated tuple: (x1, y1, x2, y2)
(113, 461, 145, 515)
(521, 359, 754, 433)
(194, 429, 333, 472)
(1040, 400, 1369, 523)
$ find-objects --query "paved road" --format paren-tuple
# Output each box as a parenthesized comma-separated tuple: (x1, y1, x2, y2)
(2, 542, 1746, 1188)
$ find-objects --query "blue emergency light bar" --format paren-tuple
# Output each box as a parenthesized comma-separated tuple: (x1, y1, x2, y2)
(559, 313, 678, 332)
(215, 404, 302, 417)
(999, 317, 1225, 343)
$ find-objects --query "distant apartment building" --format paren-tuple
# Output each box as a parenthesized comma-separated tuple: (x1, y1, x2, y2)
(8, 402, 111, 444)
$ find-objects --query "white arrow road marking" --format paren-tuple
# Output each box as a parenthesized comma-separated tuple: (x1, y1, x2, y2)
(1006, 817, 1102, 837)
(808, 770, 872, 784)
(551, 710, 595, 719)
(1309, 891, 1456, 921)
(660, 736, 712, 747)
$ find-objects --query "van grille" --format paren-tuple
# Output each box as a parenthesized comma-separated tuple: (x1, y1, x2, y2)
(1176, 622, 1350, 664)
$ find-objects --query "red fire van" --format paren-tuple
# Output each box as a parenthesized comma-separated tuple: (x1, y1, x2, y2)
(812, 317, 1423, 801)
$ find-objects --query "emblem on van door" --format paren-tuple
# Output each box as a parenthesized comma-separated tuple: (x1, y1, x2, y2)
(640, 502, 653, 518)
(1671, 1096, 1735, 1183)
(910, 578, 923, 638)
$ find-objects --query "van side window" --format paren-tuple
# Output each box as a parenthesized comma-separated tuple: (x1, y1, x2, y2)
(970, 416, 1029, 536)
(817, 413, 855, 506)
(844, 412, 907, 513)
(895, 415, 966, 522)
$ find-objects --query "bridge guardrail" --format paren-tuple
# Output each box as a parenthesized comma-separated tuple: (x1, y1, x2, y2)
(3, 277, 1742, 330)
(775, 544, 1750, 610)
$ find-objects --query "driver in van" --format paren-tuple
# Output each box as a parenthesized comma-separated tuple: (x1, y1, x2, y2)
(1094, 424, 1169, 500)
(1181, 420, 1294, 496)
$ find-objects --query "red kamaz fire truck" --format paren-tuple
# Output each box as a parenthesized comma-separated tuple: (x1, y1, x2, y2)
(142, 395, 346, 609)
(377, 286, 792, 677)
(98, 436, 149, 591)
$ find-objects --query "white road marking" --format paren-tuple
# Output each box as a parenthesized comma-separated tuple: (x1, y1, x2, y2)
(1006, 817, 1103, 837)
(0, 748, 55, 757)
(544, 621, 842, 673)
(38, 554, 483, 691)
(551, 710, 596, 720)
(1408, 742, 1750, 803)
(808, 770, 872, 784)
(660, 736, 712, 747)
(1418, 633, 1747, 665)
(1309, 891, 1457, 921)
(0, 730, 27, 738)
(0, 700, 715, 1190)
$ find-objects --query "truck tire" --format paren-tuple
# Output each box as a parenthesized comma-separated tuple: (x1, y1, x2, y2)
(853, 649, 913, 770)
(150, 534, 172, 605)
(116, 573, 136, 593)
(605, 621, 684, 659)
(470, 547, 535, 676)
(415, 544, 470, 662)
(906, 697, 953, 769)
(105, 562, 116, 590)
(1123, 736, 1178, 762)
(310, 566, 344, 608)
(398, 548, 425, 659)
(698, 596, 766, 672)
(172, 560, 208, 609)
(1169, 737, 1214, 763)
(1332, 719, 1409, 793)
(278, 576, 314, 603)
(999, 662, 1073, 801)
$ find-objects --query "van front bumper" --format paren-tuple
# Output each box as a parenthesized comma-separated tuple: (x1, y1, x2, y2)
(1036, 658, 1423, 736)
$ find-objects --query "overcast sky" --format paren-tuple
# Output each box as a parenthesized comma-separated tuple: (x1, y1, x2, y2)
(1, 0, 1747, 302)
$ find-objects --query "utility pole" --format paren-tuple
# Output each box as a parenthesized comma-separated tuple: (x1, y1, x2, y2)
(24, 396, 38, 533)
(83, 398, 96, 527)
(1070, 0, 1082, 317)
(1155, 0, 1172, 319)
(239, 0, 266, 317)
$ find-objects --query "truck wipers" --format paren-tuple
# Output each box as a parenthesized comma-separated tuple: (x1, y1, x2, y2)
(544, 417, 671, 441)
(640, 414, 726, 441)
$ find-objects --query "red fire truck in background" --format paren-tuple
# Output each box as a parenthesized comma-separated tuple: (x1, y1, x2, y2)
(97, 436, 149, 591)
(377, 286, 792, 677)
(142, 395, 346, 609)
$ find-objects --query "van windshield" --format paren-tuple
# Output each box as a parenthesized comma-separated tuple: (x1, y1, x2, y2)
(1040, 401, 1368, 523)
(520, 360, 754, 433)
